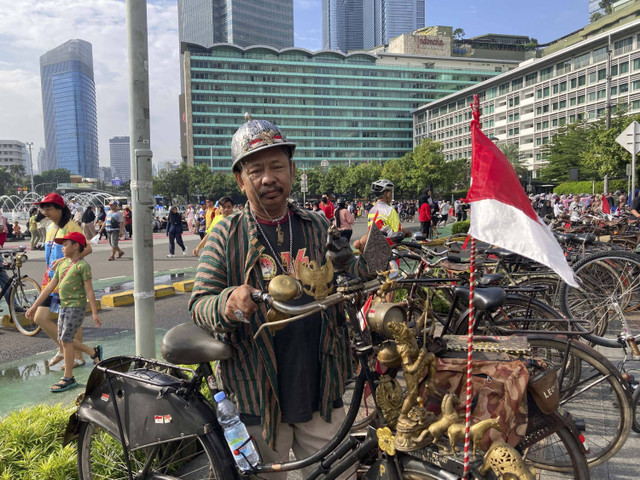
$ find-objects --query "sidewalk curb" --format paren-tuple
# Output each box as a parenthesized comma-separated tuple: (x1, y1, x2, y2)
(101, 283, 187, 307)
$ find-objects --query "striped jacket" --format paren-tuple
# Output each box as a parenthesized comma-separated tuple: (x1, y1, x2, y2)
(189, 202, 369, 447)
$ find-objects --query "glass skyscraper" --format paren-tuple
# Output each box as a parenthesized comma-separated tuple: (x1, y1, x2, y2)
(109, 136, 131, 181)
(178, 0, 293, 49)
(40, 39, 99, 178)
(323, 0, 425, 52)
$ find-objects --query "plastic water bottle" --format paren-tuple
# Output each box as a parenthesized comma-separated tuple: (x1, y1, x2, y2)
(214, 391, 260, 471)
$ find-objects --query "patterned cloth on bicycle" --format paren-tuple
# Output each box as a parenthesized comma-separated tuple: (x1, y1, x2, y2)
(420, 356, 529, 449)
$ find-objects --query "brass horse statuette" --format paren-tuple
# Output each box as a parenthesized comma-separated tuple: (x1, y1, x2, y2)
(447, 418, 502, 457)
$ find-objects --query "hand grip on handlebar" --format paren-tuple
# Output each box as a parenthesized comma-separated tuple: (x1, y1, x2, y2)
(446, 254, 462, 263)
(250, 291, 272, 305)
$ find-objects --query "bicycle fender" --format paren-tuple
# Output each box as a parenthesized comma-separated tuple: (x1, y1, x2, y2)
(73, 370, 219, 450)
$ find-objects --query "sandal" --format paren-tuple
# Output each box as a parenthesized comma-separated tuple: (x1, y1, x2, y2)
(74, 358, 86, 367)
(91, 345, 103, 364)
(49, 353, 64, 367)
(118, 251, 125, 258)
(108, 257, 115, 261)
(51, 376, 78, 393)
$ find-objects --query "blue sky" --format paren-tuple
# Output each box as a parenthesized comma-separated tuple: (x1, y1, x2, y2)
(0, 0, 593, 168)
(294, 0, 590, 50)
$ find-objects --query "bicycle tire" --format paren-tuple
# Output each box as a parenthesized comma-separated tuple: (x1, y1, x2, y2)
(559, 251, 640, 348)
(526, 335, 632, 469)
(633, 385, 640, 434)
(9, 276, 41, 336)
(521, 424, 590, 480)
(77, 420, 237, 479)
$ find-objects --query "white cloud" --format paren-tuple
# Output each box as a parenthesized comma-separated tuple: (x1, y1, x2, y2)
(0, 0, 180, 170)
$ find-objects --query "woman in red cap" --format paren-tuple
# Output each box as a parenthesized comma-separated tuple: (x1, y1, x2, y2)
(33, 193, 92, 367)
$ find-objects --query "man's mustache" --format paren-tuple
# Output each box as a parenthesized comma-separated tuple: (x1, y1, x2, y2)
(259, 187, 283, 197)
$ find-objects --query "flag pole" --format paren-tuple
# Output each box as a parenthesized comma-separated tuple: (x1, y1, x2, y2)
(462, 95, 480, 478)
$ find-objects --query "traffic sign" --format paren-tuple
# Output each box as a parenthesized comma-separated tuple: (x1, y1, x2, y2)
(301, 173, 307, 181)
(112, 178, 123, 186)
(616, 121, 640, 201)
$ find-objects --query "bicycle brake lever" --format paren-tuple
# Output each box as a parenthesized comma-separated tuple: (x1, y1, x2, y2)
(250, 291, 273, 306)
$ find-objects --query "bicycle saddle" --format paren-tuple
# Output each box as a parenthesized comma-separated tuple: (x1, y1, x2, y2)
(485, 248, 520, 262)
(571, 233, 595, 244)
(478, 273, 505, 286)
(453, 286, 507, 311)
(161, 323, 233, 364)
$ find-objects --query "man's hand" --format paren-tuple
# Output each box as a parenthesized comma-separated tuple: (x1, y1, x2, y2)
(225, 285, 260, 323)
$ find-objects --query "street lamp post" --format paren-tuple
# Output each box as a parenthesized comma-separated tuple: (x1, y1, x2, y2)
(25, 142, 35, 193)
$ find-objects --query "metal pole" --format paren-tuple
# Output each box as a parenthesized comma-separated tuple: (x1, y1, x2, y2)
(26, 142, 35, 193)
(210, 145, 213, 170)
(633, 131, 637, 205)
(126, 0, 155, 358)
(606, 35, 612, 129)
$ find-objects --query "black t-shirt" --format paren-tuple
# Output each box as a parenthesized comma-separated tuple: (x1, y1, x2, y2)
(242, 213, 326, 425)
(631, 195, 640, 213)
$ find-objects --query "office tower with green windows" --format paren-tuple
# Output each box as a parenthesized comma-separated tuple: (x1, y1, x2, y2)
(181, 43, 517, 169)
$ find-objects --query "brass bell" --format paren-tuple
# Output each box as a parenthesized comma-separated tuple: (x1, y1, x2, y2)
(377, 342, 402, 369)
(268, 275, 302, 302)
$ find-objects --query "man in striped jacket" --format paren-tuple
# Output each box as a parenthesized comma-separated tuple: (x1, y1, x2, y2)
(189, 118, 369, 478)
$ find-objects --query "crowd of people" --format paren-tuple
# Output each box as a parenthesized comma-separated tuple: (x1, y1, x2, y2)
(529, 190, 633, 222)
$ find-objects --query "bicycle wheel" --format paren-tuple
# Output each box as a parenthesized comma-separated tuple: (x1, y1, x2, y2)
(521, 424, 590, 480)
(9, 276, 41, 336)
(560, 251, 640, 346)
(633, 385, 640, 434)
(77, 421, 236, 479)
(526, 335, 632, 468)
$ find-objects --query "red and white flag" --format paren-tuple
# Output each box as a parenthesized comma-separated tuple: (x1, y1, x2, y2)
(466, 121, 578, 287)
(602, 194, 611, 214)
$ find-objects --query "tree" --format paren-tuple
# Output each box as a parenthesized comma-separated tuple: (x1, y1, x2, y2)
(453, 28, 465, 41)
(590, 11, 604, 22)
(497, 143, 527, 178)
(599, 0, 614, 14)
(540, 122, 595, 182)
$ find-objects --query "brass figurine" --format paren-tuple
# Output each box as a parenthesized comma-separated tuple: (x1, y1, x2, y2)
(298, 259, 334, 300)
(394, 405, 435, 452)
(447, 418, 502, 457)
(426, 393, 460, 445)
(375, 374, 403, 427)
(479, 442, 536, 480)
(386, 321, 437, 415)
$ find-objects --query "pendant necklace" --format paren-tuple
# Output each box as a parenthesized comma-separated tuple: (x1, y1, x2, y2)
(251, 209, 295, 275)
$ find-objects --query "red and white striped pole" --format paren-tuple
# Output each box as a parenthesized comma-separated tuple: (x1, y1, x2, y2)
(462, 236, 476, 477)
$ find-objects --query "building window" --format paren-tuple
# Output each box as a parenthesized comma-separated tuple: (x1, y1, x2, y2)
(559, 117, 566, 126)
(570, 78, 577, 89)
(552, 102, 558, 111)
(556, 60, 571, 75)
(578, 94, 585, 104)
(573, 52, 591, 69)
(559, 100, 566, 108)
(499, 82, 509, 95)
(569, 114, 576, 123)
(611, 86, 618, 95)
(552, 119, 558, 127)
(597, 89, 606, 99)
(598, 68, 607, 80)
(633, 80, 640, 90)
(589, 72, 597, 83)
(635, 58, 640, 70)
(560, 81, 567, 92)
(570, 97, 577, 106)
(540, 66, 553, 81)
(511, 77, 523, 89)
(525, 72, 538, 86)
(620, 61, 629, 74)
(543, 86, 550, 97)
(578, 75, 586, 86)
(553, 84, 559, 94)
(592, 46, 607, 63)
(614, 37, 633, 55)
(620, 82, 629, 93)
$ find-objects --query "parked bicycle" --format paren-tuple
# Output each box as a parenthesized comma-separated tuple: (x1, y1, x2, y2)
(0, 247, 41, 335)
(66, 250, 589, 479)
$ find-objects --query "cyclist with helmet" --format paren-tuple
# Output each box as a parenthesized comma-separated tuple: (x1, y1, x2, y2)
(334, 197, 355, 241)
(367, 179, 401, 236)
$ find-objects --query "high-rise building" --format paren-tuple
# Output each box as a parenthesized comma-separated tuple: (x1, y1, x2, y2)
(0, 140, 28, 170)
(323, 0, 425, 52)
(36, 147, 46, 174)
(40, 39, 99, 178)
(99, 166, 113, 183)
(181, 43, 516, 169)
(109, 136, 131, 181)
(178, 0, 293, 49)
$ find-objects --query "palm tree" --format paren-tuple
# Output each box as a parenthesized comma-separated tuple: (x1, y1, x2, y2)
(498, 142, 528, 178)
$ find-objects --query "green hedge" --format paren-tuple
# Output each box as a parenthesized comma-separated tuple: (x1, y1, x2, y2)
(0, 404, 77, 480)
(451, 220, 470, 235)
(553, 179, 627, 195)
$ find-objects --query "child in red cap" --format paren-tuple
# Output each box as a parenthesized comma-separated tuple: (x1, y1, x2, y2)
(26, 231, 102, 392)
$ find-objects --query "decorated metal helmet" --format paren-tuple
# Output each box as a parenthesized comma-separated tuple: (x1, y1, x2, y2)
(231, 116, 296, 172)
(337, 197, 347, 207)
(371, 179, 394, 195)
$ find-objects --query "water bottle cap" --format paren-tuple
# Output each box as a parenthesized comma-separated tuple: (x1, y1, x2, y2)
(214, 391, 227, 403)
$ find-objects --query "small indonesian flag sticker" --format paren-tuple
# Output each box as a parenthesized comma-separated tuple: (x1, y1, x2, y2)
(100, 393, 109, 402)
(155, 414, 173, 424)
